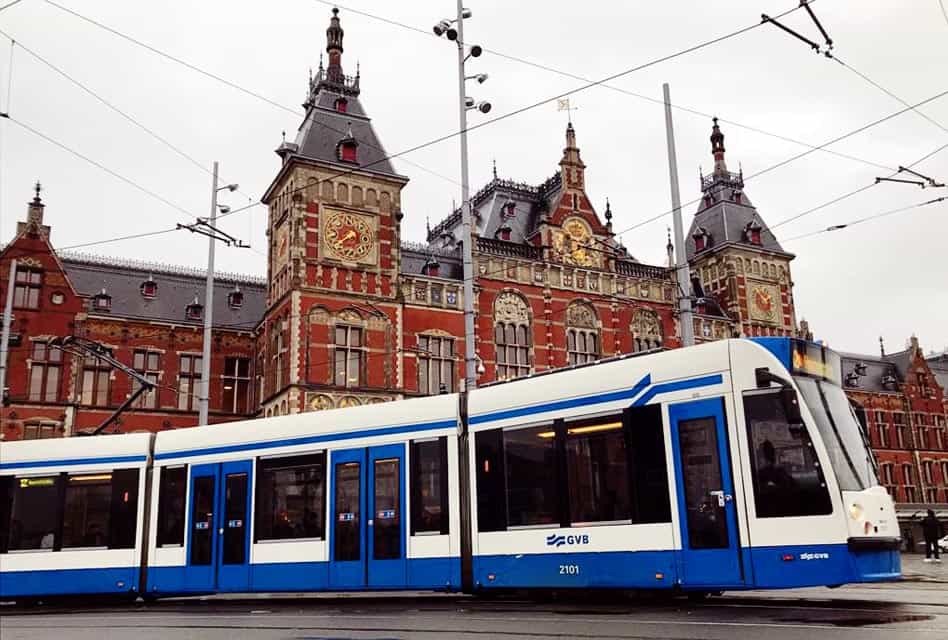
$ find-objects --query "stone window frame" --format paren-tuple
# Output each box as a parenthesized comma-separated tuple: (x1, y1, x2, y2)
(631, 307, 663, 353)
(565, 300, 600, 366)
(493, 290, 532, 381)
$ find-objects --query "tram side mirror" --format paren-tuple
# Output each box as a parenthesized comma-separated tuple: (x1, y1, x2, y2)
(781, 387, 803, 424)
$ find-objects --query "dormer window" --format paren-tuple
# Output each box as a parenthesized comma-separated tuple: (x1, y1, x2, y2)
(140, 277, 157, 299)
(228, 287, 244, 309)
(496, 223, 512, 241)
(186, 297, 203, 321)
(92, 289, 111, 311)
(339, 139, 357, 163)
(334, 97, 348, 113)
(693, 227, 711, 252)
(422, 257, 441, 278)
(743, 220, 762, 245)
(337, 122, 359, 163)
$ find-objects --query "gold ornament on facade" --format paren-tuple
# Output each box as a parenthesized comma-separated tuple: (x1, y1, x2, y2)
(338, 395, 361, 408)
(308, 393, 334, 411)
(552, 217, 596, 267)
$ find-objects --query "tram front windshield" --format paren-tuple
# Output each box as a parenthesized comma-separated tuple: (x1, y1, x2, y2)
(789, 342, 878, 492)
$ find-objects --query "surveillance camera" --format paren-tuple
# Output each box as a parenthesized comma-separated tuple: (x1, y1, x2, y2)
(227, 183, 239, 192)
(446, 27, 458, 40)
(433, 20, 450, 36)
(461, 8, 472, 19)
(464, 96, 475, 108)
(469, 44, 482, 57)
(477, 101, 492, 114)
(476, 73, 488, 84)
(218, 205, 231, 214)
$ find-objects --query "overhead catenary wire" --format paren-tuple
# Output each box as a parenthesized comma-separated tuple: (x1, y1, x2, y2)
(610, 87, 948, 239)
(311, 0, 895, 175)
(5, 115, 198, 221)
(0, 30, 253, 200)
(777, 196, 946, 245)
(40, 0, 460, 190)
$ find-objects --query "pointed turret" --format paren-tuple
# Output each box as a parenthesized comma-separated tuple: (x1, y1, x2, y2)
(710, 117, 727, 175)
(325, 7, 345, 83)
(559, 121, 586, 190)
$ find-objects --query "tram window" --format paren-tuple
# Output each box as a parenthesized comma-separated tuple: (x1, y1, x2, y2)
(567, 419, 631, 524)
(476, 429, 507, 532)
(108, 469, 139, 549)
(255, 453, 326, 541)
(411, 437, 449, 535)
(7, 475, 61, 551)
(0, 476, 14, 553)
(505, 425, 558, 528)
(156, 466, 187, 547)
(626, 404, 672, 524)
(62, 473, 113, 548)
(744, 391, 833, 518)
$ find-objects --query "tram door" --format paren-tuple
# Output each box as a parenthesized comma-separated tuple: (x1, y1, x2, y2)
(329, 444, 406, 589)
(185, 461, 253, 593)
(669, 398, 744, 587)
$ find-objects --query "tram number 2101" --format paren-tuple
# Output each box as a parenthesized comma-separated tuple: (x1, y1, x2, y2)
(559, 564, 581, 575)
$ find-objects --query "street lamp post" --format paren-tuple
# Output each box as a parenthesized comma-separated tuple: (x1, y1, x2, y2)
(435, 2, 490, 391)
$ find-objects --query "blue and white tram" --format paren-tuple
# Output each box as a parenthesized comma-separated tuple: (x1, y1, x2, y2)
(0, 338, 900, 600)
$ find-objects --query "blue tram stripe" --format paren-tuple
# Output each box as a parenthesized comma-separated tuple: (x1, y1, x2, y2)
(0, 454, 147, 471)
(153, 418, 457, 461)
(470, 374, 652, 426)
(632, 374, 724, 407)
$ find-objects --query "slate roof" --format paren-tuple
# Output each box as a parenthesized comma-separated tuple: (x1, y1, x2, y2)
(60, 252, 266, 331)
(925, 352, 948, 392)
(291, 91, 401, 178)
(400, 242, 462, 280)
(840, 351, 902, 393)
(685, 178, 790, 260)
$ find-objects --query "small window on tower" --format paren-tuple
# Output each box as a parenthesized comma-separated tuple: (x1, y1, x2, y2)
(186, 298, 203, 321)
(228, 289, 244, 309)
(93, 290, 112, 311)
(340, 140, 357, 163)
(141, 279, 157, 298)
(334, 97, 348, 113)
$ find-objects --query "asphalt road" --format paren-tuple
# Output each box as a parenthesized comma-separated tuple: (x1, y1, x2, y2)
(2, 581, 947, 640)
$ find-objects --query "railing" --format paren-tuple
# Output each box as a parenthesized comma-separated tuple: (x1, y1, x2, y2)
(615, 261, 669, 280)
(700, 170, 744, 192)
(476, 237, 541, 260)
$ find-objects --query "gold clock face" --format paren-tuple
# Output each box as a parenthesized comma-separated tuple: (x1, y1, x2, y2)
(750, 285, 778, 322)
(553, 218, 595, 267)
(325, 213, 372, 261)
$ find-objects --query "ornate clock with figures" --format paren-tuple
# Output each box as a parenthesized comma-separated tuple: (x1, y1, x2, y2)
(552, 217, 596, 268)
(749, 283, 780, 323)
(324, 211, 374, 263)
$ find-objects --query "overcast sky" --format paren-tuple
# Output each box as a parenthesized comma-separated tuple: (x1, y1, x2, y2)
(1, 0, 946, 356)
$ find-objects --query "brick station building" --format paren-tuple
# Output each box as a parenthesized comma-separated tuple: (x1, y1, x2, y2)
(840, 338, 948, 545)
(3, 8, 946, 542)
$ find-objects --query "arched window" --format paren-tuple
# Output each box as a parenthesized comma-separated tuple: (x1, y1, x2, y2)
(494, 292, 531, 380)
(631, 308, 663, 352)
(566, 301, 599, 365)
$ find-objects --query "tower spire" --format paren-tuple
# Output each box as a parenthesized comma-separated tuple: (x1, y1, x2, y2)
(559, 121, 586, 189)
(710, 116, 728, 175)
(326, 8, 345, 83)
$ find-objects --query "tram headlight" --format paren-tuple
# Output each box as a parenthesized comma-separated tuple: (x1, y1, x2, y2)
(848, 503, 865, 521)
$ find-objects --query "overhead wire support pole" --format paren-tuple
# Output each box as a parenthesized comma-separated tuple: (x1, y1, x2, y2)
(455, 0, 477, 391)
(662, 83, 694, 348)
(199, 162, 218, 426)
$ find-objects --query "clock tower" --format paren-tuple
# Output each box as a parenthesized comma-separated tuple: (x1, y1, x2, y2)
(259, 8, 409, 416)
(686, 119, 798, 340)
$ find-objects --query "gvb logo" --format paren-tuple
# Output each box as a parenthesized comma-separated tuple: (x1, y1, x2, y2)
(546, 534, 589, 548)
